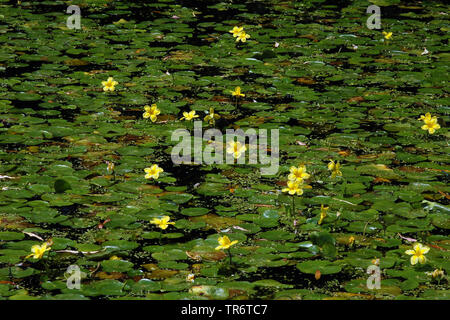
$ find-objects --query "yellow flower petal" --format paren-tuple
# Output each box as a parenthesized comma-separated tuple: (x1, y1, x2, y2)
(328, 160, 335, 170)
(418, 255, 426, 264)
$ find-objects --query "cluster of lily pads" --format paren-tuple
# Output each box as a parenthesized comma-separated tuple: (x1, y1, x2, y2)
(0, 0, 448, 300)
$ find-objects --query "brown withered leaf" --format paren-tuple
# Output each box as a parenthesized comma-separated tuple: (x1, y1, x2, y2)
(211, 95, 229, 102)
(329, 60, 344, 67)
(357, 154, 378, 160)
(338, 150, 351, 157)
(186, 250, 226, 262)
(190, 214, 242, 230)
(373, 177, 391, 183)
(254, 204, 276, 208)
(296, 77, 316, 85)
(148, 269, 178, 279)
(155, 191, 184, 197)
(95, 272, 125, 280)
(64, 59, 89, 66)
(436, 190, 450, 200)
(299, 34, 317, 41)
(229, 289, 248, 299)
(1, 216, 34, 229)
(347, 96, 365, 103)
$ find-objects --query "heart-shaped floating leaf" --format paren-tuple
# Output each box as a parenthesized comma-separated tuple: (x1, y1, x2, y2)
(101, 260, 134, 273)
(253, 279, 293, 289)
(54, 179, 72, 193)
(180, 207, 209, 216)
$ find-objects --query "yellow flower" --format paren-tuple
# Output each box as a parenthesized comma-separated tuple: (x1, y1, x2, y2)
(226, 141, 247, 159)
(180, 110, 199, 121)
(102, 77, 118, 92)
(405, 243, 430, 265)
(421, 120, 440, 134)
(144, 164, 164, 180)
(282, 180, 303, 196)
(109, 255, 121, 260)
(204, 108, 220, 125)
(229, 26, 243, 37)
(215, 235, 238, 250)
(425, 269, 444, 279)
(328, 160, 342, 178)
(143, 104, 160, 122)
(106, 161, 115, 174)
(113, 18, 128, 25)
(26, 242, 51, 260)
(348, 236, 355, 246)
(231, 86, 245, 98)
(382, 31, 392, 40)
(186, 273, 195, 282)
(150, 216, 175, 230)
(371, 258, 380, 266)
(318, 204, 328, 225)
(236, 31, 250, 43)
(418, 113, 432, 122)
(288, 165, 310, 182)
(419, 113, 440, 134)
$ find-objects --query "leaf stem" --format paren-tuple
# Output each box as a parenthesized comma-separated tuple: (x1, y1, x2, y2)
(292, 195, 295, 216)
